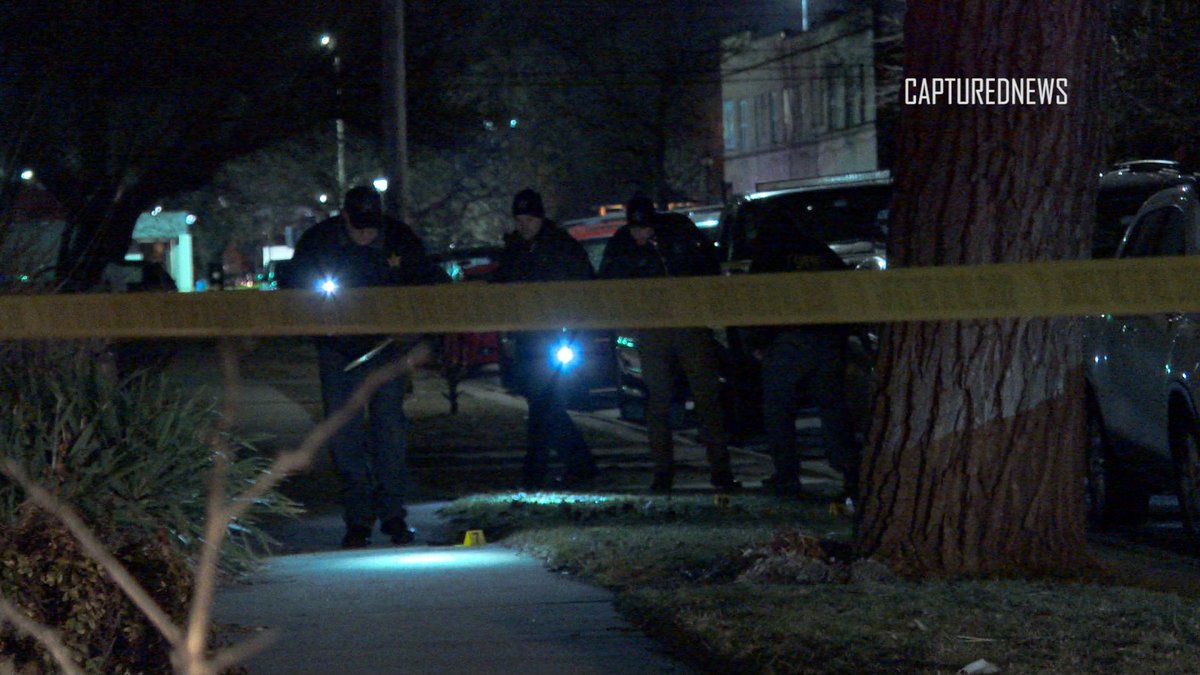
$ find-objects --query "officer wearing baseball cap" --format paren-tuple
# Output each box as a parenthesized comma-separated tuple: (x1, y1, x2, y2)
(278, 185, 444, 548)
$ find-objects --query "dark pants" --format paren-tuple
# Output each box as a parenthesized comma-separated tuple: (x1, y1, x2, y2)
(636, 328, 731, 478)
(513, 341, 596, 487)
(761, 329, 860, 495)
(317, 342, 410, 530)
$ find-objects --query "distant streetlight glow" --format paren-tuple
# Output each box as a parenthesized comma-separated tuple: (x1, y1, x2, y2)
(509, 118, 518, 128)
(318, 193, 329, 204)
(319, 34, 334, 49)
(373, 177, 389, 192)
(185, 214, 197, 225)
(19, 169, 33, 181)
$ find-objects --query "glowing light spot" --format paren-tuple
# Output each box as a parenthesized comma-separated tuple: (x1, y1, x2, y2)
(555, 345, 575, 365)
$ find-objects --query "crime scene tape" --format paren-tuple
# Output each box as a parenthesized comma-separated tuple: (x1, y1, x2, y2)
(0, 256, 1198, 340)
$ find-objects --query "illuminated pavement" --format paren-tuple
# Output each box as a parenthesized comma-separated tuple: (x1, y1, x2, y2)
(179, 341, 806, 673)
(214, 504, 694, 674)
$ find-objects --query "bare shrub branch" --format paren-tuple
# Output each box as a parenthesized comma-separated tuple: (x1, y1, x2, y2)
(1, 337, 427, 673)
(0, 596, 84, 675)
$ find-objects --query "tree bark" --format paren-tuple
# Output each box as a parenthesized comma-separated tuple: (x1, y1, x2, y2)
(856, 0, 1108, 577)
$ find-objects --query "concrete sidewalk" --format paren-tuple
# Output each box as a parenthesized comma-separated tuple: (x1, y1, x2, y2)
(214, 503, 693, 675)
(178, 347, 695, 674)
(179, 342, 827, 674)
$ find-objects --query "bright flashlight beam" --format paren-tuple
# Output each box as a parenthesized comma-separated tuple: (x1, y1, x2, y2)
(555, 345, 575, 365)
(319, 278, 339, 295)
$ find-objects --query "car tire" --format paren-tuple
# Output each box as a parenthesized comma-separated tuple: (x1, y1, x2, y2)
(1170, 410, 1200, 540)
(1086, 394, 1149, 529)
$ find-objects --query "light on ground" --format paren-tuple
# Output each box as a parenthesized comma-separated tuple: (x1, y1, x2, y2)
(330, 549, 521, 572)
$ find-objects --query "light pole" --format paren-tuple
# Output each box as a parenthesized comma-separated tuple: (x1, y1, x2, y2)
(320, 34, 347, 196)
(382, 0, 408, 220)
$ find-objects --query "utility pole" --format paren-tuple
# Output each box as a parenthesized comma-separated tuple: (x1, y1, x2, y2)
(320, 34, 347, 196)
(382, 0, 408, 220)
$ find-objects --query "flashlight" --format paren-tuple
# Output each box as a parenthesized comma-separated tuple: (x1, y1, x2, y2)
(550, 330, 581, 371)
(555, 344, 576, 366)
(318, 277, 339, 296)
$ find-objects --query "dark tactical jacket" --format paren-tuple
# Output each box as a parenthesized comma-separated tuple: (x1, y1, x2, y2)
(279, 215, 444, 357)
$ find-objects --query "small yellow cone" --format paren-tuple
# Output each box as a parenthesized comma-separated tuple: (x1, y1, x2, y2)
(462, 529, 487, 547)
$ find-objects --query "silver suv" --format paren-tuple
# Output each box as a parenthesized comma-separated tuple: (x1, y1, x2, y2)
(1085, 181, 1200, 539)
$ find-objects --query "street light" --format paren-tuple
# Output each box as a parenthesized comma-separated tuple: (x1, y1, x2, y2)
(319, 33, 346, 196)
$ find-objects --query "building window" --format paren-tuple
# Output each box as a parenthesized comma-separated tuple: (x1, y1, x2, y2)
(827, 65, 845, 130)
(723, 100, 737, 151)
(770, 90, 783, 145)
(756, 93, 769, 148)
(738, 99, 751, 151)
(810, 75, 824, 132)
(845, 65, 863, 127)
(782, 88, 795, 142)
(790, 85, 805, 141)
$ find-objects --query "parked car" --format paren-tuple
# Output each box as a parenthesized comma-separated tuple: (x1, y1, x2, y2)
(1085, 176, 1200, 538)
(1093, 159, 1196, 259)
(703, 172, 890, 440)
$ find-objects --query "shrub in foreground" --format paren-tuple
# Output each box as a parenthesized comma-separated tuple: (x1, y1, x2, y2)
(0, 344, 296, 672)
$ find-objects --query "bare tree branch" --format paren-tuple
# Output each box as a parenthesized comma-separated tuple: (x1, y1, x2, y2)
(0, 596, 84, 675)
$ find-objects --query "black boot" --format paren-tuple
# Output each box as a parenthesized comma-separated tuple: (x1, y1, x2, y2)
(381, 517, 416, 545)
(340, 525, 372, 549)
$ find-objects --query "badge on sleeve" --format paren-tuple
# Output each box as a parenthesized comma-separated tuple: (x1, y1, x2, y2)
(388, 253, 402, 268)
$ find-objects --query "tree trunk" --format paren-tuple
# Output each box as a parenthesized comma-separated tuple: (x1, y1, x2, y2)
(856, 0, 1108, 577)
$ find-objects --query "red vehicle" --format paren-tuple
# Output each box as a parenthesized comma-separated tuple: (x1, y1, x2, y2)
(431, 246, 503, 376)
(564, 212, 626, 272)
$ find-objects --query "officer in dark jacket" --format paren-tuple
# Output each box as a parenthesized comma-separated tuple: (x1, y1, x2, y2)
(493, 188, 599, 490)
(599, 194, 739, 493)
(745, 204, 860, 503)
(278, 185, 442, 548)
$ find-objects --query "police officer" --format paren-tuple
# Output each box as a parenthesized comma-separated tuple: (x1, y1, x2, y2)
(493, 188, 599, 490)
(599, 193, 740, 493)
(745, 204, 861, 503)
(279, 185, 442, 548)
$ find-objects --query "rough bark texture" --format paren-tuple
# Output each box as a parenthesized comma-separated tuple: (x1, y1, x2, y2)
(856, 0, 1108, 577)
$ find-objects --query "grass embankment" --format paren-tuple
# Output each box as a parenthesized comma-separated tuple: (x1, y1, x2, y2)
(440, 492, 1200, 674)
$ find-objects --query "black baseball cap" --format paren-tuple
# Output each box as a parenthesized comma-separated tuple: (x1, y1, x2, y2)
(342, 185, 383, 228)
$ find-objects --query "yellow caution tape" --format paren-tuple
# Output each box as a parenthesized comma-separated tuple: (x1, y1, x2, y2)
(1, 256, 1198, 339)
